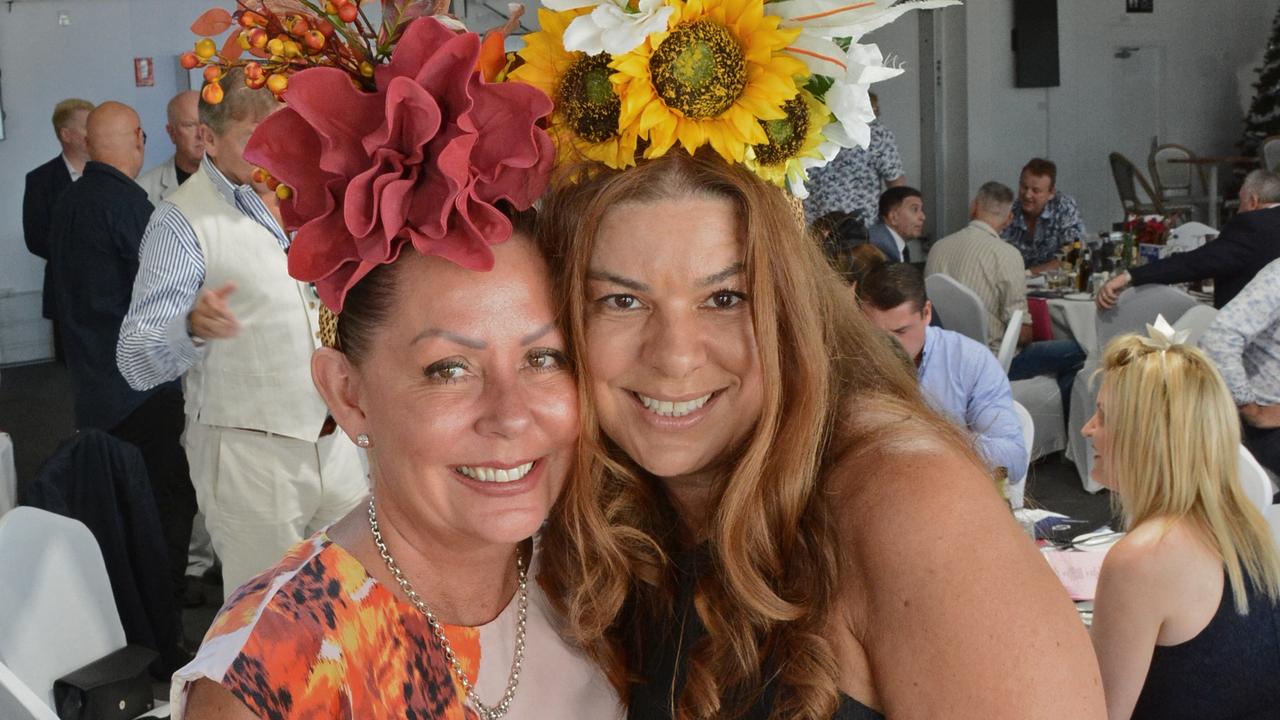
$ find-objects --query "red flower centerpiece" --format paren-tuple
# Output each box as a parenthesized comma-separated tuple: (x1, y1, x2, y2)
(1123, 214, 1172, 246)
(242, 17, 554, 311)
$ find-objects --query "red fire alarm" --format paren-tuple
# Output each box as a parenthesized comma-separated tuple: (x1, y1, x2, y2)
(134, 58, 154, 87)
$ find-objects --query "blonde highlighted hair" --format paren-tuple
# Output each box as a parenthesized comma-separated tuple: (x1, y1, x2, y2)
(537, 150, 965, 719)
(1099, 335, 1280, 612)
(51, 98, 94, 134)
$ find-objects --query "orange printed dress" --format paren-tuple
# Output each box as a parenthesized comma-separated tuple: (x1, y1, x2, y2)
(170, 533, 622, 719)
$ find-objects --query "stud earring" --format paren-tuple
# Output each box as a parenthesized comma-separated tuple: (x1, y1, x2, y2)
(356, 433, 371, 448)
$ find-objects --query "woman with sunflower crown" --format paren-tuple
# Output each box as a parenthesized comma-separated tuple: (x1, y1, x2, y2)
(172, 5, 623, 719)
(514, 0, 1108, 716)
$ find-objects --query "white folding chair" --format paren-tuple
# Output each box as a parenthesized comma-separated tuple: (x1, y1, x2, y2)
(925, 273, 988, 347)
(1239, 445, 1276, 514)
(0, 507, 166, 718)
(1174, 304, 1218, 346)
(997, 309, 1024, 375)
(1008, 401, 1034, 510)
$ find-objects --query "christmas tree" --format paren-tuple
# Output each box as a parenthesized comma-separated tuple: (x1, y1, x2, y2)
(1240, 4, 1280, 158)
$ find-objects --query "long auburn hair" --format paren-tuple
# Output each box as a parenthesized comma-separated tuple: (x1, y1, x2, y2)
(1098, 335, 1280, 613)
(537, 149, 955, 719)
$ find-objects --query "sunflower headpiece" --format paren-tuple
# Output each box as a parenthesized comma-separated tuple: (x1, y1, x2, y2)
(509, 0, 960, 196)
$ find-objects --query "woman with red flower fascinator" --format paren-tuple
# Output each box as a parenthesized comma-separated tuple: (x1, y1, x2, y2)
(172, 9, 622, 720)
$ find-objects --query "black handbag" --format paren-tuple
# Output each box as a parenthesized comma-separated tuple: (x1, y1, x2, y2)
(53, 645, 158, 720)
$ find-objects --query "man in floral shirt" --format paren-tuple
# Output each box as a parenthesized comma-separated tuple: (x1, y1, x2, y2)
(804, 93, 906, 225)
(1201, 257, 1280, 476)
(1002, 158, 1087, 273)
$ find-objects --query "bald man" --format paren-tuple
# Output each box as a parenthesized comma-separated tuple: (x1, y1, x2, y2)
(138, 91, 205, 205)
(47, 102, 197, 660)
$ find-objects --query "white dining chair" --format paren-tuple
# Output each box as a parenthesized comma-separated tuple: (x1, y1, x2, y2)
(997, 309, 1024, 375)
(1009, 401, 1034, 510)
(1011, 377, 1066, 462)
(1096, 285, 1199, 352)
(925, 273, 988, 347)
(0, 662, 57, 720)
(1266, 505, 1280, 551)
(1239, 445, 1276, 514)
(0, 507, 166, 718)
(1174, 304, 1218, 346)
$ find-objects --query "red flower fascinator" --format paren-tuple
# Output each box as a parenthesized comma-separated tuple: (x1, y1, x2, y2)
(243, 17, 555, 312)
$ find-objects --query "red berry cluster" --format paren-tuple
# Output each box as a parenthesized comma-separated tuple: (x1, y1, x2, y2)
(182, 0, 385, 105)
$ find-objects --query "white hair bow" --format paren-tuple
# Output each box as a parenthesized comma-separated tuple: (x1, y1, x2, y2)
(1144, 314, 1190, 349)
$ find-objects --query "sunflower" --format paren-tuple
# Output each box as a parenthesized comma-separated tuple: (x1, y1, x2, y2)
(610, 0, 807, 164)
(743, 89, 830, 192)
(510, 7, 641, 169)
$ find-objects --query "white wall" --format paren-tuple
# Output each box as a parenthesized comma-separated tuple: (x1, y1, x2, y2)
(965, 0, 1274, 236)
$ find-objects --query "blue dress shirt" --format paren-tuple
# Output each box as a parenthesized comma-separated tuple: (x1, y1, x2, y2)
(918, 326, 1028, 483)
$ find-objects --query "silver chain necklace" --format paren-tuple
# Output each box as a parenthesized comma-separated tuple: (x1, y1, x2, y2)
(367, 497, 528, 720)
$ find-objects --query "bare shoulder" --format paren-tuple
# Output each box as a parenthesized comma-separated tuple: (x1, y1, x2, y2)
(183, 678, 259, 720)
(828, 396, 1106, 716)
(831, 396, 1006, 536)
(1100, 517, 1217, 603)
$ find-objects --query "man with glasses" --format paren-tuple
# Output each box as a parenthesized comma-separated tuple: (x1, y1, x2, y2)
(138, 91, 205, 206)
(47, 102, 197, 662)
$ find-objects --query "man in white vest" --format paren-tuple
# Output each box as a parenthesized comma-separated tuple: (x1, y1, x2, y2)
(137, 91, 204, 206)
(117, 68, 367, 597)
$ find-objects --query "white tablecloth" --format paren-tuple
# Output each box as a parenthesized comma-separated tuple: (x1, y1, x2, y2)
(1046, 297, 1098, 354)
(0, 432, 15, 517)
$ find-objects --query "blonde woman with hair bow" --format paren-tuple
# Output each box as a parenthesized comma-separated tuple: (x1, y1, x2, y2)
(1083, 317, 1280, 720)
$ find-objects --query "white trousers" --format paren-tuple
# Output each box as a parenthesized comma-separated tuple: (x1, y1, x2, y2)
(184, 422, 369, 598)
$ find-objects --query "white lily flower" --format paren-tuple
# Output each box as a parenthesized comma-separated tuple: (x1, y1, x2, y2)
(777, 0, 961, 149)
(542, 0, 675, 56)
(774, 0, 962, 40)
(787, 135, 843, 198)
(822, 81, 875, 149)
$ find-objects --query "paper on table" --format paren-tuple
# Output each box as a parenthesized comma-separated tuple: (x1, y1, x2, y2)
(1042, 548, 1109, 601)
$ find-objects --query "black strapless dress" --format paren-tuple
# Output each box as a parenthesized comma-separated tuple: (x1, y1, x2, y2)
(626, 548, 883, 720)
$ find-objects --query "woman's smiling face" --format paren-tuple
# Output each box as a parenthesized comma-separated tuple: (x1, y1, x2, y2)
(584, 196, 764, 481)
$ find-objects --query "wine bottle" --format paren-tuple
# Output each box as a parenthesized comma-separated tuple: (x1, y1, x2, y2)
(1077, 246, 1093, 292)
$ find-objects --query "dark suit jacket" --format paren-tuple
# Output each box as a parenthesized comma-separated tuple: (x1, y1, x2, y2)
(1129, 205, 1280, 308)
(25, 429, 184, 675)
(48, 161, 164, 430)
(868, 221, 904, 263)
(23, 154, 74, 318)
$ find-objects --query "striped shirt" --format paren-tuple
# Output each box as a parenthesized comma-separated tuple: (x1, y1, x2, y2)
(925, 220, 1030, 352)
(1201, 257, 1280, 407)
(117, 156, 289, 391)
